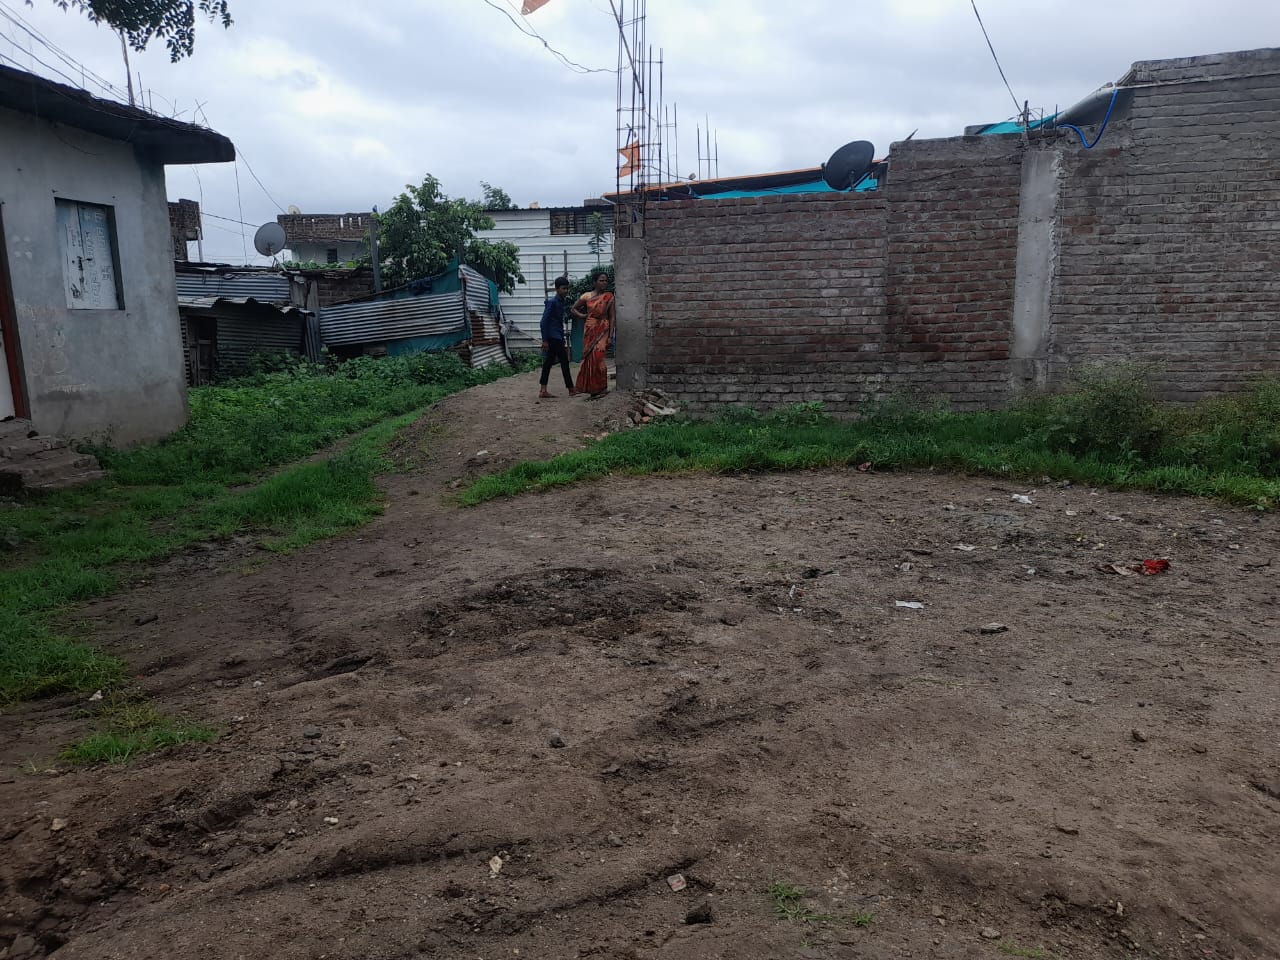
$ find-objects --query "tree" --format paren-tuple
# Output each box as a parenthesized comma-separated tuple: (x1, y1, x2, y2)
(480, 181, 516, 211)
(36, 1, 232, 61)
(586, 210, 608, 266)
(568, 264, 613, 301)
(376, 175, 524, 293)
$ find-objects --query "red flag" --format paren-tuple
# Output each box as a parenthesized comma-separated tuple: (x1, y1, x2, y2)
(618, 140, 640, 178)
(521, 0, 551, 13)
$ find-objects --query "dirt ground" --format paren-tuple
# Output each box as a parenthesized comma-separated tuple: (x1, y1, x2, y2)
(2, 369, 1278, 960)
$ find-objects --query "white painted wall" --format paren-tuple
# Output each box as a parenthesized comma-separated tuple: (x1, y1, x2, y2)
(0, 106, 189, 443)
(477, 209, 613, 346)
(286, 239, 369, 265)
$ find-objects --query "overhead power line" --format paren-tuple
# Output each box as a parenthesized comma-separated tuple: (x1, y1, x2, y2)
(479, 0, 614, 74)
(0, 0, 128, 101)
(969, 0, 1022, 120)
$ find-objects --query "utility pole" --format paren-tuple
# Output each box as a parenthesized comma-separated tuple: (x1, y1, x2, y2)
(369, 205, 382, 293)
(118, 32, 135, 106)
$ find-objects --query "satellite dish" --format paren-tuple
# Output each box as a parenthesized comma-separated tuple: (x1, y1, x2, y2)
(287, 204, 301, 215)
(253, 222, 287, 257)
(821, 140, 876, 190)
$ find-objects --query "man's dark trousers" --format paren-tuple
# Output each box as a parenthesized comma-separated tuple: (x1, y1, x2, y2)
(540, 340, 574, 391)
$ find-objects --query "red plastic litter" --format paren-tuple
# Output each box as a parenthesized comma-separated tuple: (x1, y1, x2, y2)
(1140, 559, 1170, 575)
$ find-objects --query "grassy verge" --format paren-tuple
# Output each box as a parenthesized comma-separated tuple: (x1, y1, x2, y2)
(60, 693, 215, 765)
(461, 369, 1280, 508)
(1, 353, 527, 708)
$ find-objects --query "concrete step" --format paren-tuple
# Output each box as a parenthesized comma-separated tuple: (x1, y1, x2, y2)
(0, 447, 105, 492)
(0, 434, 69, 460)
(27, 469, 107, 492)
(0, 417, 36, 443)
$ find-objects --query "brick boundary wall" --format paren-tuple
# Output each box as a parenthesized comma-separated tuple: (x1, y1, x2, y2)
(1050, 65, 1280, 400)
(638, 49, 1280, 414)
(646, 193, 888, 412)
(643, 136, 1024, 413)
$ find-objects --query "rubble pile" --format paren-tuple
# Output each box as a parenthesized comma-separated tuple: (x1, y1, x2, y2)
(625, 388, 677, 427)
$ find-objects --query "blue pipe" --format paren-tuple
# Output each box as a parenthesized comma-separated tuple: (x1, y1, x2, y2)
(1058, 87, 1120, 149)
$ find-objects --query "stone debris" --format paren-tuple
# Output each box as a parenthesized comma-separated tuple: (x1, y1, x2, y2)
(625, 389, 678, 427)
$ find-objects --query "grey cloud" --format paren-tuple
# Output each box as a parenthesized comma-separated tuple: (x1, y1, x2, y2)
(13, 0, 1280, 263)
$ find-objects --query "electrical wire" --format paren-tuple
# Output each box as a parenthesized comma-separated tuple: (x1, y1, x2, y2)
(0, 0, 127, 100)
(191, 100, 286, 216)
(479, 0, 614, 74)
(237, 149, 286, 213)
(1058, 87, 1120, 149)
(0, 29, 98, 93)
(201, 211, 259, 227)
(969, 0, 1022, 120)
(232, 159, 249, 262)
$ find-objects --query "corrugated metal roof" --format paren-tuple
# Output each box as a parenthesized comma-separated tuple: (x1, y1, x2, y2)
(175, 270, 291, 302)
(319, 290, 465, 347)
(178, 295, 310, 317)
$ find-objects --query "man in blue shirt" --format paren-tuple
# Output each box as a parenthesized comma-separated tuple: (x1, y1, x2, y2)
(538, 276, 578, 399)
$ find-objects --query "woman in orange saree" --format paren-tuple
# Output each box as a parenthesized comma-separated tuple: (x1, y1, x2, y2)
(572, 271, 615, 398)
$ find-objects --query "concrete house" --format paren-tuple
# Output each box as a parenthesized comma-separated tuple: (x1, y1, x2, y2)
(276, 212, 373, 265)
(0, 65, 234, 447)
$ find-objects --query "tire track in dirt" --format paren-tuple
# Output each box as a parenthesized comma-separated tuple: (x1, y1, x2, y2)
(2, 371, 1278, 959)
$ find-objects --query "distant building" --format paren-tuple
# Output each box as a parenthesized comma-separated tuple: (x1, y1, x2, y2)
(168, 198, 203, 262)
(276, 213, 372, 265)
(173, 263, 316, 385)
(476, 203, 613, 350)
(0, 64, 233, 444)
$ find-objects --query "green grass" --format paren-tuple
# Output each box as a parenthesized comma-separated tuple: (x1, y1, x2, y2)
(1, 352, 524, 706)
(60, 695, 215, 765)
(999, 943, 1056, 959)
(766, 881, 875, 928)
(461, 372, 1280, 509)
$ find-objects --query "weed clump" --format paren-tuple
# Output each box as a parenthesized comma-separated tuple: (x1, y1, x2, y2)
(462, 366, 1280, 508)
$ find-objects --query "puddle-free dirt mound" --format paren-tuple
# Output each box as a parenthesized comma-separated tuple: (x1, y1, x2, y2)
(2, 372, 1277, 959)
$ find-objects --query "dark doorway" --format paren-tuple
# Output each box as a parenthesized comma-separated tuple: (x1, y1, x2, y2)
(0, 206, 27, 419)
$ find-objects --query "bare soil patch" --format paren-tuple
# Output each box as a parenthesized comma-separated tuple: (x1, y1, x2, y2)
(2, 370, 1278, 960)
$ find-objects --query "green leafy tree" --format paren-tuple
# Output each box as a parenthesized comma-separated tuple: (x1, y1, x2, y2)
(568, 264, 613, 300)
(480, 181, 517, 211)
(36, 1, 232, 61)
(586, 210, 608, 265)
(376, 175, 524, 293)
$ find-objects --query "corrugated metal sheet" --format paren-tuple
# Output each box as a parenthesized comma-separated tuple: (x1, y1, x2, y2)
(318, 290, 465, 347)
(178, 296, 309, 317)
(216, 315, 305, 373)
(175, 270, 291, 302)
(476, 210, 613, 347)
(460, 265, 493, 313)
(469, 344, 506, 369)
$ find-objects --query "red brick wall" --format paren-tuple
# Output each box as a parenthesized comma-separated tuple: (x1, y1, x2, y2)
(277, 213, 371, 243)
(295, 268, 376, 307)
(643, 137, 1023, 412)
(1050, 62, 1280, 400)
(646, 194, 888, 411)
(885, 136, 1023, 408)
(641, 52, 1280, 413)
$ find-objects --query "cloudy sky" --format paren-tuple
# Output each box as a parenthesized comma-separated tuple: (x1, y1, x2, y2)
(3, 0, 1278, 262)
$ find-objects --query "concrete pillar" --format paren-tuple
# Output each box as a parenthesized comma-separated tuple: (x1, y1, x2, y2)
(614, 237, 648, 391)
(1009, 147, 1061, 392)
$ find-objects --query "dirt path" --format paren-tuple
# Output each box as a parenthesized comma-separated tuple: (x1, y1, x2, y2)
(2, 370, 1278, 960)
